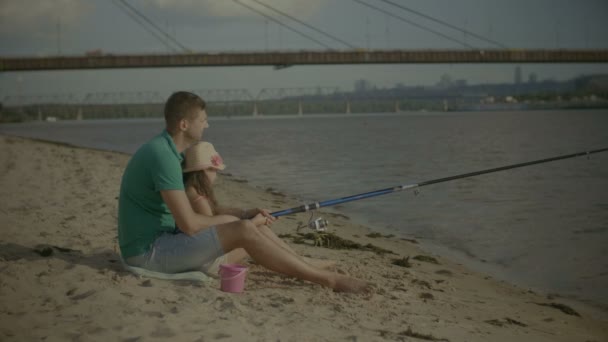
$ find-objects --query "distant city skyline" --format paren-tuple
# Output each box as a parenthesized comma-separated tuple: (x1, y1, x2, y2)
(1, 0, 608, 101)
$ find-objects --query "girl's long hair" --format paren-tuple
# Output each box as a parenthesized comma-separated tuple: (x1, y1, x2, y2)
(183, 171, 219, 215)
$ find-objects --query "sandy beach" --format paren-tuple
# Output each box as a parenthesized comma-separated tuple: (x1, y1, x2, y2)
(0, 134, 606, 342)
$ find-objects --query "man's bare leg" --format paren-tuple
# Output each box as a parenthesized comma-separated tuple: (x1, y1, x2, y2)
(216, 220, 369, 293)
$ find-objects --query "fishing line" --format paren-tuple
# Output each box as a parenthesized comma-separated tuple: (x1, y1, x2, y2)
(271, 147, 608, 218)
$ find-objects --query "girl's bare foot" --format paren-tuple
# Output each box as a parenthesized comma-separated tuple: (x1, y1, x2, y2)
(331, 275, 371, 293)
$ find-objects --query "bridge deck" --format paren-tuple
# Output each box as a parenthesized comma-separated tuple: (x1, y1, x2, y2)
(2, 49, 608, 72)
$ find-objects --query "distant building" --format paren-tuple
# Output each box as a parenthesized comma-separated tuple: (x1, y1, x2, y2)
(528, 72, 538, 84)
(436, 73, 453, 89)
(354, 79, 373, 93)
(514, 66, 522, 85)
(454, 79, 468, 87)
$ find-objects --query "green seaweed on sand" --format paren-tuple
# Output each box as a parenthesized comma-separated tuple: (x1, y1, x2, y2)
(534, 302, 581, 317)
(419, 292, 434, 300)
(365, 232, 395, 238)
(411, 279, 432, 289)
(392, 256, 412, 268)
(413, 255, 440, 264)
(398, 327, 449, 341)
(285, 232, 396, 255)
(265, 187, 286, 197)
(485, 318, 528, 327)
(34, 246, 54, 257)
(377, 328, 448, 341)
(485, 319, 503, 327)
(435, 269, 453, 276)
(366, 232, 383, 238)
(505, 318, 527, 326)
(34, 244, 80, 257)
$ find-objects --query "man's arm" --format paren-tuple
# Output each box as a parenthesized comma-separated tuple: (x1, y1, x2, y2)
(161, 190, 241, 236)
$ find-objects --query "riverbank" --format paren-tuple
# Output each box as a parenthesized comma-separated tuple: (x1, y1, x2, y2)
(0, 134, 606, 341)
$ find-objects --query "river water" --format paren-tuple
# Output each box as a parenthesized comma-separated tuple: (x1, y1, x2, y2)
(2, 110, 607, 309)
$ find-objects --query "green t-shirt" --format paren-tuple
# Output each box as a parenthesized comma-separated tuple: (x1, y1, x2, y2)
(118, 130, 185, 259)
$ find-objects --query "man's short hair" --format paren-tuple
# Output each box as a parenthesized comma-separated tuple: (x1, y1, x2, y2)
(164, 91, 206, 133)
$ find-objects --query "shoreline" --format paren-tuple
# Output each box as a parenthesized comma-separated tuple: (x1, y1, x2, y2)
(3, 106, 608, 125)
(1, 134, 607, 341)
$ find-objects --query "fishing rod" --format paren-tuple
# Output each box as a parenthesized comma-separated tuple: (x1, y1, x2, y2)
(270, 147, 608, 218)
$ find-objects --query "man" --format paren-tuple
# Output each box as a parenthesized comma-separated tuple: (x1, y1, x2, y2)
(118, 91, 369, 293)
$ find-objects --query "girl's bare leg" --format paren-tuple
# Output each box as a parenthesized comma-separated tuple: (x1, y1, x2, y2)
(215, 220, 369, 293)
(257, 225, 336, 269)
(224, 225, 335, 269)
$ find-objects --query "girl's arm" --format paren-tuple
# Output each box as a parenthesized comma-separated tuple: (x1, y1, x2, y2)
(187, 188, 239, 225)
(188, 189, 214, 216)
(161, 190, 240, 236)
(216, 206, 278, 225)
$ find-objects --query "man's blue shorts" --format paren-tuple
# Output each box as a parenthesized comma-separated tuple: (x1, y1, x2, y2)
(125, 226, 225, 274)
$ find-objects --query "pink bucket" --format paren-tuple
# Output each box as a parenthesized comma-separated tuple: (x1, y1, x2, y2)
(219, 264, 248, 293)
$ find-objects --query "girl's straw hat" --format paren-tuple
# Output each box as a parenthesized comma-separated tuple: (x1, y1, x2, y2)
(183, 141, 226, 172)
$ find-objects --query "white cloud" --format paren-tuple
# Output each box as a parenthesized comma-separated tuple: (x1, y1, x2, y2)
(147, 0, 325, 18)
(0, 0, 90, 34)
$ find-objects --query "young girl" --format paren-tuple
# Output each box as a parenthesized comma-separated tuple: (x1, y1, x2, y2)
(182, 141, 267, 225)
(183, 141, 336, 273)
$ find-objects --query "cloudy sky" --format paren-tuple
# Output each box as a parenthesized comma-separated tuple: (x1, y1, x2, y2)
(1, 0, 608, 101)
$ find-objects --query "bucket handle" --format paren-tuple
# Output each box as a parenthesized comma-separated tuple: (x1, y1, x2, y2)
(219, 267, 247, 281)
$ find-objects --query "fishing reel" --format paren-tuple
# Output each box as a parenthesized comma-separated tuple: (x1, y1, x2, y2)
(308, 217, 329, 232)
(297, 212, 329, 232)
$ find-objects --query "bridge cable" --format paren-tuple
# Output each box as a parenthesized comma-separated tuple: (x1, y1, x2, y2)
(233, 0, 334, 50)
(250, 0, 359, 49)
(352, 0, 476, 49)
(376, 0, 507, 48)
(111, 0, 178, 53)
(117, 0, 191, 53)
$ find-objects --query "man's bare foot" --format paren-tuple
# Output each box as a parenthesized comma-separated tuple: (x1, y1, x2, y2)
(331, 275, 371, 294)
(302, 257, 336, 270)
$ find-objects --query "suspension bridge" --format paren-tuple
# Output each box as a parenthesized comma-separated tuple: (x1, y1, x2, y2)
(2, 0, 607, 71)
(1, 0, 607, 121)
(2, 49, 607, 72)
